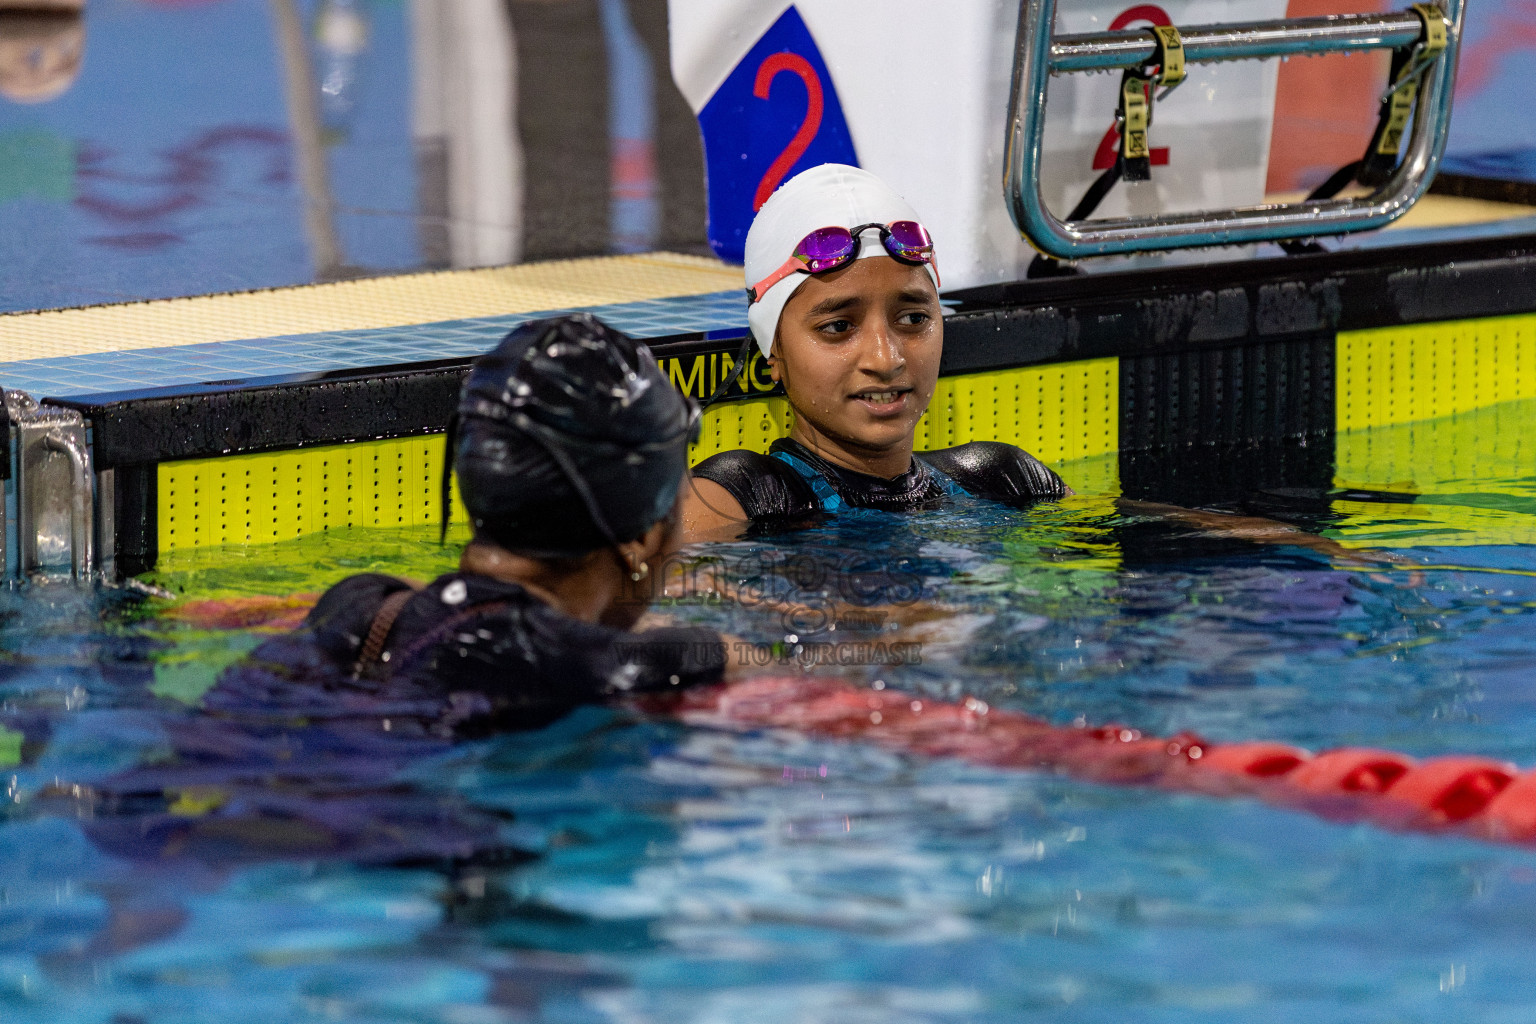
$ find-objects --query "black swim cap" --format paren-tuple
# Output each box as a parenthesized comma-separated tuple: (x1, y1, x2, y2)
(444, 313, 699, 558)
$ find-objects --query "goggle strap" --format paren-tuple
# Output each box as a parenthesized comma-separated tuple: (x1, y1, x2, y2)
(749, 254, 818, 305)
(701, 335, 756, 409)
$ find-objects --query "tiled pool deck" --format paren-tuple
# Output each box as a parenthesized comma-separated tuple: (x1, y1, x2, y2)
(0, 290, 747, 399)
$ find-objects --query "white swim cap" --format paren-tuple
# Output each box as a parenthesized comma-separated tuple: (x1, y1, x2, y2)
(743, 163, 939, 359)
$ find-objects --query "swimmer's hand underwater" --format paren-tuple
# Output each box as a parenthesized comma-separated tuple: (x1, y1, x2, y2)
(652, 556, 990, 655)
(1121, 500, 1425, 586)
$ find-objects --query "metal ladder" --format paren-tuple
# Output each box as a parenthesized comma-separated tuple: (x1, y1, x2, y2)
(2, 390, 103, 583)
(1003, 0, 1464, 259)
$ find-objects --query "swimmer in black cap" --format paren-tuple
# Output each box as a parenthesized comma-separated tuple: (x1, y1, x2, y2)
(250, 313, 730, 734)
(683, 165, 1068, 539)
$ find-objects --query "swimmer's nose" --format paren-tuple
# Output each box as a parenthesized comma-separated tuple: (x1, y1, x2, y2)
(858, 318, 906, 380)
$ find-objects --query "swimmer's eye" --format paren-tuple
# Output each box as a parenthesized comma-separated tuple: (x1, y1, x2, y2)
(897, 310, 933, 328)
(815, 317, 856, 337)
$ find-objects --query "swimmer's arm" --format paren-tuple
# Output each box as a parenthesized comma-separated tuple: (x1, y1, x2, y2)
(680, 477, 751, 543)
(1119, 499, 1420, 574)
(718, 632, 764, 683)
(1120, 500, 1321, 545)
(657, 560, 969, 633)
(623, 617, 784, 684)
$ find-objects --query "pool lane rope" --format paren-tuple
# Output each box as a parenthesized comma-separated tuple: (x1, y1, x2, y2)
(656, 676, 1536, 847)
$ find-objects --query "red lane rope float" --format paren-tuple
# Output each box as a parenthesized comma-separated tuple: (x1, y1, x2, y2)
(656, 677, 1536, 847)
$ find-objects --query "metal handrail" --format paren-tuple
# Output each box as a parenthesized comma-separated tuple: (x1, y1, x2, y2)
(1050, 12, 1428, 73)
(1003, 1, 1464, 259)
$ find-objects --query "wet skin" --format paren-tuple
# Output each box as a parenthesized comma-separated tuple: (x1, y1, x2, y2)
(682, 256, 942, 538)
(773, 255, 942, 477)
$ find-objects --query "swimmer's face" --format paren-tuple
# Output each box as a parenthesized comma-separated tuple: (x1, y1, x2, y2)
(770, 256, 941, 460)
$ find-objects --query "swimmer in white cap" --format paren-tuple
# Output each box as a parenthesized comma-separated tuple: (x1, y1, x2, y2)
(682, 164, 1068, 538)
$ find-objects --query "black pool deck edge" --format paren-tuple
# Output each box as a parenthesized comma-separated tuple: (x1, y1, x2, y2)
(49, 227, 1536, 468)
(1431, 173, 1536, 209)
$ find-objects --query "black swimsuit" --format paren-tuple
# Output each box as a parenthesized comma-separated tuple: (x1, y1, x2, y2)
(693, 438, 1068, 521)
(226, 571, 727, 735)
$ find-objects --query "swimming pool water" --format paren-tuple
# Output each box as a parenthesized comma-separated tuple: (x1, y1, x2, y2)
(4, 408, 1536, 1022)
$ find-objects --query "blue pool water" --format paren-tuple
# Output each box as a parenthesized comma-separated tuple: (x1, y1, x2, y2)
(4, 416, 1536, 1021)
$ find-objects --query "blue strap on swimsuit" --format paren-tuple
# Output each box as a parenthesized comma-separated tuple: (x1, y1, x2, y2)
(770, 449, 847, 512)
(919, 458, 971, 500)
(770, 449, 968, 512)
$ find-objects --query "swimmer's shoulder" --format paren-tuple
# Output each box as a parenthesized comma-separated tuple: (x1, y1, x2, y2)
(917, 441, 1071, 507)
(302, 572, 416, 662)
(301, 570, 545, 673)
(691, 448, 821, 520)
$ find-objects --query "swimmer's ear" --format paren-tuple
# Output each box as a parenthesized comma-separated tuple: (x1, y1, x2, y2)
(767, 338, 783, 384)
(614, 531, 661, 585)
(615, 515, 669, 569)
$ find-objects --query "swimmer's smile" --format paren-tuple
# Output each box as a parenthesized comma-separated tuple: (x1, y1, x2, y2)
(850, 385, 912, 416)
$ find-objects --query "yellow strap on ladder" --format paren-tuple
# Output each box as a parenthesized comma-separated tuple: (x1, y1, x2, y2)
(1389, 3, 1448, 98)
(1148, 24, 1186, 92)
(1117, 25, 1180, 182)
(1119, 72, 1152, 180)
(1373, 82, 1417, 157)
(1373, 3, 1448, 159)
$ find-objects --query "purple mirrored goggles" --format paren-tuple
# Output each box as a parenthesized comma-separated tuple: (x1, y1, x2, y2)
(748, 220, 938, 303)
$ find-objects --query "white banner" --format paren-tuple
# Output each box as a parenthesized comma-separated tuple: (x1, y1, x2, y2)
(669, 0, 1284, 289)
